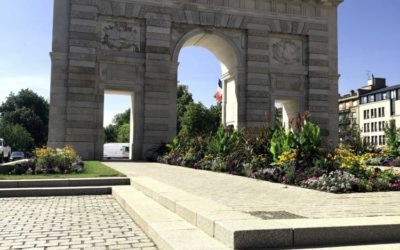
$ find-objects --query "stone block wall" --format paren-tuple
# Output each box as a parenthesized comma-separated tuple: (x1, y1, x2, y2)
(48, 0, 342, 160)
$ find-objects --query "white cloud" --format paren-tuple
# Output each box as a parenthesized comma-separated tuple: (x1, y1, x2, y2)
(0, 75, 50, 103)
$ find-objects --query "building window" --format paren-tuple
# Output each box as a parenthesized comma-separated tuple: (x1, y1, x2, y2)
(391, 99, 396, 116)
(391, 90, 397, 99)
(397, 89, 400, 99)
(382, 107, 385, 117)
(376, 93, 382, 101)
(368, 95, 375, 102)
(361, 96, 368, 104)
(383, 92, 388, 100)
(353, 100, 358, 106)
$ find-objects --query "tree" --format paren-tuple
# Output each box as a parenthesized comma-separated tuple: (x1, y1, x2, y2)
(104, 125, 118, 143)
(0, 89, 49, 147)
(0, 121, 34, 152)
(117, 124, 130, 142)
(384, 120, 399, 157)
(209, 103, 222, 132)
(113, 109, 130, 126)
(104, 109, 130, 143)
(179, 103, 221, 137)
(177, 85, 194, 133)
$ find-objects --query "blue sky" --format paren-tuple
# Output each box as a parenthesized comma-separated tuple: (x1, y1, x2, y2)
(0, 0, 399, 126)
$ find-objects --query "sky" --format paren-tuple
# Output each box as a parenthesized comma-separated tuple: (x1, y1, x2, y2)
(0, 0, 399, 126)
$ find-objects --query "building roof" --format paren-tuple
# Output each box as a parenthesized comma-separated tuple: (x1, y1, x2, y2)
(359, 84, 400, 97)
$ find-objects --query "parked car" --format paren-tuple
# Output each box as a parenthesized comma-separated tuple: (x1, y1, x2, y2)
(0, 138, 11, 163)
(103, 143, 130, 159)
(10, 151, 25, 161)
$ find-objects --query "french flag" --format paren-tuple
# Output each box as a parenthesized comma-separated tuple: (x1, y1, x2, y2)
(214, 79, 223, 103)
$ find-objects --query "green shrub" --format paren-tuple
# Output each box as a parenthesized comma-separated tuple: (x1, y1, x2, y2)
(207, 126, 242, 158)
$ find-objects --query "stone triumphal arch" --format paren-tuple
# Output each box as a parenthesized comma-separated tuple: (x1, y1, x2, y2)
(48, 0, 342, 160)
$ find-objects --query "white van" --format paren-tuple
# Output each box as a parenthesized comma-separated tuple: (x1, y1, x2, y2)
(103, 143, 130, 159)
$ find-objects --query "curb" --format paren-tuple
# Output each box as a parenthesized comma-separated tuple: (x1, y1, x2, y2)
(0, 177, 130, 188)
(129, 176, 400, 249)
(0, 186, 112, 197)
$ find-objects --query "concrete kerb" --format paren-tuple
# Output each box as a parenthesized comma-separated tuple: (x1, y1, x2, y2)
(112, 185, 229, 250)
(127, 176, 400, 249)
(0, 177, 130, 188)
(0, 186, 112, 197)
(0, 177, 130, 197)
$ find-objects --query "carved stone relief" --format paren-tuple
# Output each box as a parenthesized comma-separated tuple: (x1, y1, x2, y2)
(101, 21, 141, 52)
(271, 38, 303, 66)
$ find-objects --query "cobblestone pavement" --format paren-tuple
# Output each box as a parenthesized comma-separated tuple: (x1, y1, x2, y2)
(106, 162, 400, 219)
(0, 195, 157, 250)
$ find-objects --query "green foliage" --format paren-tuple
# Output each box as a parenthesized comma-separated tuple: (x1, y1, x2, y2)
(270, 114, 321, 163)
(270, 122, 292, 161)
(177, 85, 194, 133)
(0, 89, 49, 147)
(0, 121, 34, 152)
(104, 125, 118, 143)
(117, 124, 130, 143)
(113, 109, 130, 126)
(207, 126, 241, 158)
(384, 120, 400, 157)
(179, 103, 221, 137)
(293, 120, 321, 159)
(104, 109, 131, 143)
(340, 126, 366, 154)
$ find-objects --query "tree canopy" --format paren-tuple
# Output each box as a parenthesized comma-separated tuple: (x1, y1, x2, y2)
(0, 89, 49, 147)
(104, 85, 221, 142)
(0, 121, 34, 152)
(104, 109, 131, 143)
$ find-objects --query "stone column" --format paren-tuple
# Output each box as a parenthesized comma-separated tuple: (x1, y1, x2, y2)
(327, 5, 340, 146)
(245, 29, 271, 129)
(48, 0, 70, 149)
(65, 1, 100, 160)
(131, 91, 144, 160)
(142, 14, 174, 157)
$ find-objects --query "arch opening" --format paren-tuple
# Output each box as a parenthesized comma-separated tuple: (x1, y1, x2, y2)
(174, 29, 241, 129)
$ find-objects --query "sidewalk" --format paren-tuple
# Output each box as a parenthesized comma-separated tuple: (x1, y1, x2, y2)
(104, 162, 400, 219)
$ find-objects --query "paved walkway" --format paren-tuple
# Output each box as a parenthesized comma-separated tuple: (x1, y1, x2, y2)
(0, 195, 157, 250)
(105, 162, 400, 219)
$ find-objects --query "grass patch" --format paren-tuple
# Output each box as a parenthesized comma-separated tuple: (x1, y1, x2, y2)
(0, 161, 125, 180)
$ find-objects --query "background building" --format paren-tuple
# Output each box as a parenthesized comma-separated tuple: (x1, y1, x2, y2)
(339, 77, 400, 147)
(338, 90, 360, 145)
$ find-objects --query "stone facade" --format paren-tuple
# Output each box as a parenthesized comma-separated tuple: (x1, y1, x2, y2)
(48, 0, 342, 160)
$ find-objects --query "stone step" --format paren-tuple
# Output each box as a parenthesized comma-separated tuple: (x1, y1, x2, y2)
(0, 177, 130, 188)
(128, 176, 400, 249)
(112, 185, 229, 250)
(0, 186, 112, 197)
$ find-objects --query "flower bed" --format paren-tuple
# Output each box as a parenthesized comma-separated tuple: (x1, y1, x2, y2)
(0, 145, 83, 175)
(155, 113, 400, 193)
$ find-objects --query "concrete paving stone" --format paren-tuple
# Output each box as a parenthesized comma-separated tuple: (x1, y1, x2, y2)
(106, 162, 400, 219)
(0, 195, 157, 249)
